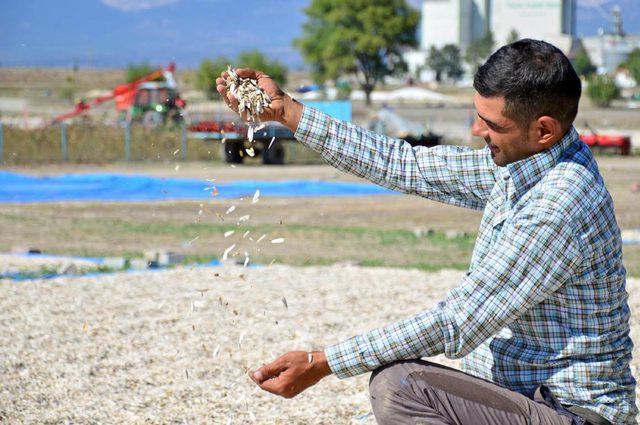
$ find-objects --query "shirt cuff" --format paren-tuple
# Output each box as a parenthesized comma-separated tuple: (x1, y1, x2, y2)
(293, 104, 332, 152)
(325, 336, 371, 379)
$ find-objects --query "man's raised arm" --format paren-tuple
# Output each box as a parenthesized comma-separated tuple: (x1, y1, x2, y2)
(217, 69, 498, 210)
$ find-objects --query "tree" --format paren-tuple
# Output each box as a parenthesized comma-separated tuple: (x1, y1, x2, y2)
(236, 50, 287, 86)
(59, 74, 77, 102)
(196, 57, 232, 100)
(441, 44, 464, 81)
(621, 48, 640, 84)
(196, 51, 288, 100)
(427, 47, 446, 82)
(427, 44, 463, 82)
(586, 75, 620, 107)
(506, 29, 520, 45)
(465, 31, 494, 73)
(295, 0, 420, 105)
(572, 48, 596, 77)
(126, 62, 161, 83)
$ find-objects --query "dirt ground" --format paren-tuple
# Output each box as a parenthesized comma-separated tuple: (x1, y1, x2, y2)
(1, 264, 638, 424)
(2, 156, 639, 276)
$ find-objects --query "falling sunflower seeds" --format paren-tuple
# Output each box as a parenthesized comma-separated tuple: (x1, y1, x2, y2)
(281, 296, 288, 309)
(252, 190, 260, 204)
(226, 206, 236, 215)
(222, 244, 236, 261)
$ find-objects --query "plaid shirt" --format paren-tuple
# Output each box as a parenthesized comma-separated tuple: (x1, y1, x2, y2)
(294, 105, 637, 424)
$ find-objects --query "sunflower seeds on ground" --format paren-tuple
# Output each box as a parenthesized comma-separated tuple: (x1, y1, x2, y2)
(213, 344, 221, 357)
(281, 296, 288, 309)
(271, 238, 285, 244)
(256, 234, 266, 244)
(237, 332, 245, 349)
(242, 231, 250, 239)
(238, 215, 250, 223)
(224, 230, 235, 238)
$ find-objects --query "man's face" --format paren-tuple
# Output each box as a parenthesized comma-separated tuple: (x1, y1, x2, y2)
(471, 93, 537, 167)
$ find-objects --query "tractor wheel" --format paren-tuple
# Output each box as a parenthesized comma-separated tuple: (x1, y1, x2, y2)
(223, 140, 244, 164)
(262, 140, 285, 165)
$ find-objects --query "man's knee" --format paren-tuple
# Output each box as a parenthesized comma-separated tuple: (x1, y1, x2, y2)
(368, 360, 436, 410)
(369, 359, 445, 394)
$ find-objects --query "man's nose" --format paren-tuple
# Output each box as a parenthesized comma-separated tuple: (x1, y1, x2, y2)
(471, 117, 488, 138)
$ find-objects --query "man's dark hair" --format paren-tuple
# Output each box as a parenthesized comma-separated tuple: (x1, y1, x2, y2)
(474, 39, 581, 129)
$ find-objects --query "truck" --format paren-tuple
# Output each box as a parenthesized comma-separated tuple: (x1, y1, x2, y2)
(188, 101, 353, 164)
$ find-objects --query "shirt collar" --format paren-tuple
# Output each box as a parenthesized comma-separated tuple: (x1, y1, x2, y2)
(504, 126, 579, 199)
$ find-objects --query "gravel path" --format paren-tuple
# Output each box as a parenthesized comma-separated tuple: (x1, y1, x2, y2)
(1, 265, 638, 424)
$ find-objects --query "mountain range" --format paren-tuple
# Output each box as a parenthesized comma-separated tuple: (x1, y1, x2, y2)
(0, 0, 637, 69)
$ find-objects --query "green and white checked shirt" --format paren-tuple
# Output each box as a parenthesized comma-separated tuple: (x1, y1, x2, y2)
(294, 105, 637, 424)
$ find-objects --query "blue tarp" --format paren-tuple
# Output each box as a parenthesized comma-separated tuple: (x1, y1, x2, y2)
(0, 171, 396, 202)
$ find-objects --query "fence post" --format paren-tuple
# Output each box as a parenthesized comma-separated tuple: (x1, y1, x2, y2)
(0, 121, 4, 163)
(124, 122, 131, 161)
(60, 122, 68, 161)
(181, 122, 187, 161)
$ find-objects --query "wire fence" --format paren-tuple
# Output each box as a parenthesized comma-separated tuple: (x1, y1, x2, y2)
(0, 122, 324, 165)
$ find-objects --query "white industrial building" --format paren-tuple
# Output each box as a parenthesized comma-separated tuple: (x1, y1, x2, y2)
(405, 0, 579, 81)
(581, 7, 640, 78)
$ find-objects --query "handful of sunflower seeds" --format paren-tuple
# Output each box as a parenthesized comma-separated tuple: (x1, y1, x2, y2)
(225, 66, 271, 123)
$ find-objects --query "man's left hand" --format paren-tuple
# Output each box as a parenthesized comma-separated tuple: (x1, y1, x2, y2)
(249, 351, 332, 398)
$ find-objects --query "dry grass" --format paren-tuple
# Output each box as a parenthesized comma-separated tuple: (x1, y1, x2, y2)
(0, 124, 324, 165)
(1, 156, 639, 275)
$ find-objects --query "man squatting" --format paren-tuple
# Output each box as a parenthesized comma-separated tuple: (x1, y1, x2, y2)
(217, 39, 637, 425)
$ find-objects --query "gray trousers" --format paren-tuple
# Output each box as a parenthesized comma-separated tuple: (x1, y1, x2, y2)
(368, 360, 604, 425)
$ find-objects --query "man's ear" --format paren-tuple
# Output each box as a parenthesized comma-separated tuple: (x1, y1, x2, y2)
(532, 116, 564, 148)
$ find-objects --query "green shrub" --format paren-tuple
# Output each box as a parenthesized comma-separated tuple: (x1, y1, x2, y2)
(586, 75, 619, 108)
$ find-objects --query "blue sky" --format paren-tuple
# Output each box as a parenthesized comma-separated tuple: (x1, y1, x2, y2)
(0, 0, 638, 69)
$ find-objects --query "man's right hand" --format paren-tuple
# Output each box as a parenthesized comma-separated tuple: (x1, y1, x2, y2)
(215, 68, 302, 133)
